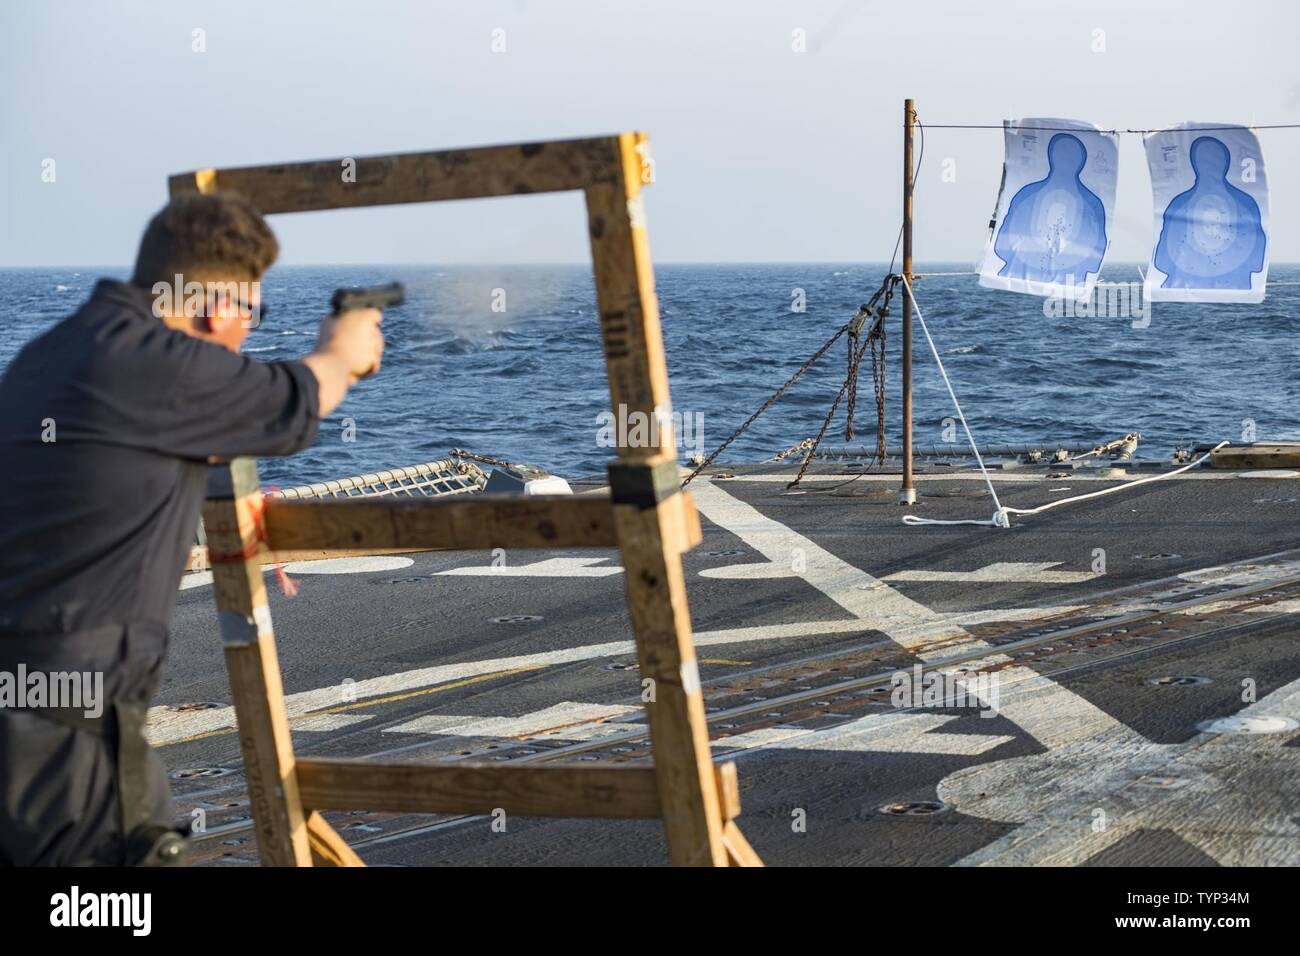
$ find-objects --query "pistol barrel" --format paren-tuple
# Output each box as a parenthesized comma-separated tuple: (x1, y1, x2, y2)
(330, 282, 406, 315)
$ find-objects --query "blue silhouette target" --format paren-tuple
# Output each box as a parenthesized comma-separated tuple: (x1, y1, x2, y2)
(1145, 126, 1269, 303)
(980, 119, 1118, 300)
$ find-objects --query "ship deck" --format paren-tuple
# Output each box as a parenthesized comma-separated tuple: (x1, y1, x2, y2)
(157, 461, 1300, 866)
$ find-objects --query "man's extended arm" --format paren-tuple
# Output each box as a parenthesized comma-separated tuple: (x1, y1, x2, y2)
(136, 304, 386, 463)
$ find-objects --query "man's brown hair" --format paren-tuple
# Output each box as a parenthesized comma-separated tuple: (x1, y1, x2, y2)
(131, 192, 278, 287)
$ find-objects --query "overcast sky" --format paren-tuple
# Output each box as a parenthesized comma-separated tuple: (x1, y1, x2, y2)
(3, 0, 1298, 266)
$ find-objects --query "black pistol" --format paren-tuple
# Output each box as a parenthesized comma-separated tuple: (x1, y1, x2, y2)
(330, 281, 405, 316)
(329, 282, 403, 379)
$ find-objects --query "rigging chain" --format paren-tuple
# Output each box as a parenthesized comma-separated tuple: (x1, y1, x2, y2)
(681, 274, 898, 487)
(788, 275, 897, 488)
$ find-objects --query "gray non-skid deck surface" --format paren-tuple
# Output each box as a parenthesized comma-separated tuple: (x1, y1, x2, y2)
(158, 469, 1300, 866)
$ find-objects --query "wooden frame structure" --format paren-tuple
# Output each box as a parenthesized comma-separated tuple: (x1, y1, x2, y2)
(170, 133, 761, 867)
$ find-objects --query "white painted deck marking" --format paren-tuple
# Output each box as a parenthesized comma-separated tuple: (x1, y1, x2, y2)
(1170, 597, 1300, 616)
(1179, 557, 1300, 586)
(691, 605, 1086, 649)
(690, 480, 1240, 851)
(152, 482, 1079, 746)
(690, 481, 1123, 746)
(939, 674, 1300, 866)
(435, 557, 622, 577)
(700, 562, 799, 580)
(690, 481, 936, 627)
(1247, 598, 1300, 614)
(1172, 599, 1252, 615)
(385, 701, 640, 739)
(281, 556, 415, 574)
(290, 713, 373, 732)
(883, 562, 1098, 584)
(690, 481, 1087, 671)
(711, 726, 811, 750)
(179, 571, 214, 591)
(784, 713, 1015, 756)
(718, 713, 1014, 756)
(179, 554, 414, 590)
(148, 642, 632, 745)
(149, 611, 1069, 746)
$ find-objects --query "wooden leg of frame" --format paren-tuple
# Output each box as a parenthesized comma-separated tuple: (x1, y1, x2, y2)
(306, 811, 365, 867)
(716, 763, 762, 866)
(204, 459, 312, 867)
(722, 821, 764, 868)
(612, 496, 728, 865)
(586, 133, 735, 867)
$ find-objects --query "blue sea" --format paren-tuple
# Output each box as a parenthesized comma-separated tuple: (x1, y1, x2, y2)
(2, 264, 1298, 486)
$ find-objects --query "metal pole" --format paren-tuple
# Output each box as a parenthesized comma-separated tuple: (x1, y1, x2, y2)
(900, 98, 916, 505)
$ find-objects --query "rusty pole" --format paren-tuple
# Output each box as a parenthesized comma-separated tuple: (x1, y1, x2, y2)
(900, 98, 917, 505)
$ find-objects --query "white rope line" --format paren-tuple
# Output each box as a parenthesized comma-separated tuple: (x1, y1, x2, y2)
(898, 276, 1008, 528)
(898, 275, 1230, 528)
(991, 442, 1229, 524)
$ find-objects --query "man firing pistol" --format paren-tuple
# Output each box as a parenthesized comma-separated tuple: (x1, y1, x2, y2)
(0, 192, 389, 865)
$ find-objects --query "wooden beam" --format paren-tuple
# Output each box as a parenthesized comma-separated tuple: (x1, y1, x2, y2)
(1210, 444, 1300, 470)
(187, 494, 696, 567)
(296, 759, 743, 820)
(612, 497, 728, 864)
(298, 760, 660, 818)
(203, 459, 312, 866)
(262, 494, 619, 552)
(305, 811, 365, 867)
(585, 133, 675, 464)
(169, 136, 626, 214)
(300, 760, 649, 818)
(665, 491, 703, 555)
(713, 760, 742, 822)
(586, 133, 729, 866)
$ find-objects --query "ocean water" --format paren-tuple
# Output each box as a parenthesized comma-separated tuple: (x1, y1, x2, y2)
(2, 263, 1298, 486)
